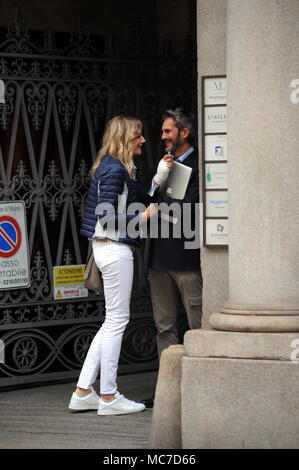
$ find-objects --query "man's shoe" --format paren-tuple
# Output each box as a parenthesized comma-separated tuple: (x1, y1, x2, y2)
(97, 392, 146, 416)
(68, 387, 100, 411)
(140, 396, 155, 408)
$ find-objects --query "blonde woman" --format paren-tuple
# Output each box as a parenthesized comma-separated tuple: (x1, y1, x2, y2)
(68, 116, 153, 416)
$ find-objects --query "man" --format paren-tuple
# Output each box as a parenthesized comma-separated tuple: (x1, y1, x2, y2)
(142, 108, 202, 407)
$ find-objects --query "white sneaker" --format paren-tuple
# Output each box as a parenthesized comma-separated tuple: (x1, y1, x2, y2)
(68, 387, 100, 411)
(97, 392, 146, 416)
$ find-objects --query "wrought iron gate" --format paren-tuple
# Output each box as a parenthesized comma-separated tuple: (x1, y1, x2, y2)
(0, 8, 196, 389)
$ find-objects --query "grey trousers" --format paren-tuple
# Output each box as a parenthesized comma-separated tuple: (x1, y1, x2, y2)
(148, 268, 203, 358)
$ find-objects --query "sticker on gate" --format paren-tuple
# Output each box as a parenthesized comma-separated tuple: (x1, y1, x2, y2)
(53, 265, 88, 299)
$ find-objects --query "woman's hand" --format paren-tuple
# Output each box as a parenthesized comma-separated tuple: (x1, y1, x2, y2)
(140, 203, 158, 222)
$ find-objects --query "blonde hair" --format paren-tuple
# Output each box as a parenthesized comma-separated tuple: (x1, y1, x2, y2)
(91, 115, 143, 178)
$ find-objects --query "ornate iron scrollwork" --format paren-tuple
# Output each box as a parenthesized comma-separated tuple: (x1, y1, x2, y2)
(0, 7, 196, 389)
(13, 337, 38, 370)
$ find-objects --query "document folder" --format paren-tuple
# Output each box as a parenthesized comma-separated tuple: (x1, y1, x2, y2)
(160, 161, 192, 200)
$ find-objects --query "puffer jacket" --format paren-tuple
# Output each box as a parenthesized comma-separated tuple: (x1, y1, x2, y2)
(80, 154, 144, 246)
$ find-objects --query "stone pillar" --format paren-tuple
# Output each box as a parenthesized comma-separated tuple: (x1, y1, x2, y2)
(210, 0, 299, 332)
(149, 345, 186, 449)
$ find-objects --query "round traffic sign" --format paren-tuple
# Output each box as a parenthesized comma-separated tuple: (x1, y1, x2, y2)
(0, 216, 22, 258)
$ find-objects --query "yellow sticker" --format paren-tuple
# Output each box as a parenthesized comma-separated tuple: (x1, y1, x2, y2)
(56, 290, 63, 299)
(53, 265, 85, 286)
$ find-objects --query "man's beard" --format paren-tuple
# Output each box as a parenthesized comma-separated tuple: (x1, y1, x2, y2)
(164, 136, 180, 155)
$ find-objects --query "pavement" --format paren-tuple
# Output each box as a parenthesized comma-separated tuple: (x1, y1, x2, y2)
(0, 371, 158, 449)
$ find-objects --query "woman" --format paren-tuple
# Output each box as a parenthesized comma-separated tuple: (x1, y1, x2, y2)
(68, 115, 152, 416)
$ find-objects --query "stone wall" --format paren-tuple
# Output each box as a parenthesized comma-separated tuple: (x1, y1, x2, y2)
(197, 0, 229, 328)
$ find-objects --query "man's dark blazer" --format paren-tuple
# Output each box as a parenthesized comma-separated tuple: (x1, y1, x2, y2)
(148, 148, 201, 271)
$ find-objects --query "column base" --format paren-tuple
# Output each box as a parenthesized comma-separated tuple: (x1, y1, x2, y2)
(182, 330, 299, 448)
(210, 312, 299, 332)
(182, 355, 299, 448)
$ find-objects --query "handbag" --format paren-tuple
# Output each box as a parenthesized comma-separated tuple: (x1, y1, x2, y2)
(83, 251, 103, 294)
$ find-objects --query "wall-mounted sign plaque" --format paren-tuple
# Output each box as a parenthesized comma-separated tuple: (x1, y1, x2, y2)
(204, 77, 227, 105)
(205, 219, 229, 246)
(204, 106, 227, 134)
(202, 75, 228, 247)
(204, 134, 227, 161)
(205, 191, 228, 218)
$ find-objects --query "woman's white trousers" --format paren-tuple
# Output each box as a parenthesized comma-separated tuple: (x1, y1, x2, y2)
(76, 240, 134, 394)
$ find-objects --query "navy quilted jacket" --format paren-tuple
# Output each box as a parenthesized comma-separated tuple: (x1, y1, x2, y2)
(80, 154, 144, 246)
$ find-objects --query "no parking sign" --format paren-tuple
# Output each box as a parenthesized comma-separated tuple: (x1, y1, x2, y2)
(0, 201, 30, 289)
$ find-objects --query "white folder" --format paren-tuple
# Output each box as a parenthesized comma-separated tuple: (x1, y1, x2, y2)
(160, 161, 192, 200)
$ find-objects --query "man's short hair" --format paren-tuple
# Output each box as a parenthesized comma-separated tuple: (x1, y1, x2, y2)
(162, 107, 195, 144)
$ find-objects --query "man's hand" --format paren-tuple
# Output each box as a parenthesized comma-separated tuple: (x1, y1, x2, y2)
(153, 154, 174, 186)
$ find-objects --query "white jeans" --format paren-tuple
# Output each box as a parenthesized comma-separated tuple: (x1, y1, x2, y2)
(77, 240, 134, 394)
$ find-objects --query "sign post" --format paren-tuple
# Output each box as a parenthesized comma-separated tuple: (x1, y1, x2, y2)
(0, 201, 30, 289)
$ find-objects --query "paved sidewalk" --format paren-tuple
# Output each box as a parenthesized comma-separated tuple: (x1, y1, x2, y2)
(0, 371, 157, 449)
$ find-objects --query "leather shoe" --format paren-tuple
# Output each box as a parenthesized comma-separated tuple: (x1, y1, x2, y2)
(140, 396, 155, 408)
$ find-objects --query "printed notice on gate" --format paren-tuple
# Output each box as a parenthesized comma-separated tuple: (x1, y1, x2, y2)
(0, 201, 30, 290)
(53, 265, 88, 300)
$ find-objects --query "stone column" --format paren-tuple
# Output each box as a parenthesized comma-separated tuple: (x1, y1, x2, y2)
(210, 0, 299, 332)
(180, 0, 299, 449)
